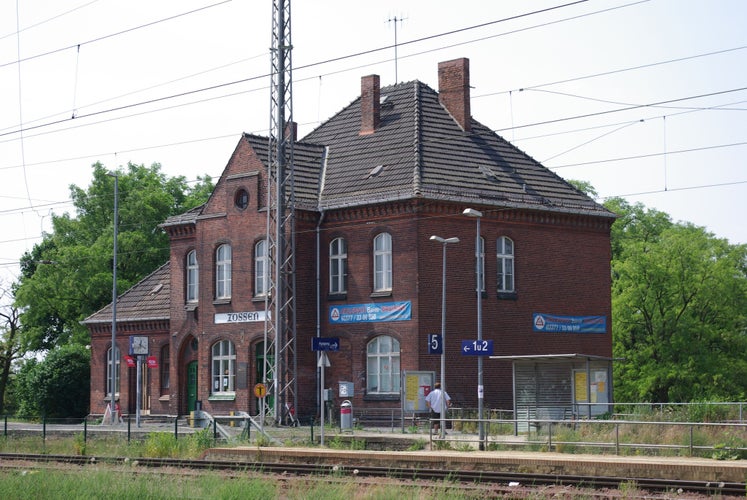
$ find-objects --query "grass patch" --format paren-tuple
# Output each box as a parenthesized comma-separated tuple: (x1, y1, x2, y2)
(0, 467, 277, 499)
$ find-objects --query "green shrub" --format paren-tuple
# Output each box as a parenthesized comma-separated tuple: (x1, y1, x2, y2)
(406, 438, 426, 451)
(143, 432, 179, 458)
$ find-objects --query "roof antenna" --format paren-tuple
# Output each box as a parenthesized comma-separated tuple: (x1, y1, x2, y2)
(386, 15, 407, 83)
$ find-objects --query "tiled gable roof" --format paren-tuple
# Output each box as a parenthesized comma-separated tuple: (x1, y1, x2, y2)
(242, 134, 326, 210)
(304, 80, 612, 217)
(160, 204, 203, 229)
(83, 262, 170, 324)
(305, 82, 421, 208)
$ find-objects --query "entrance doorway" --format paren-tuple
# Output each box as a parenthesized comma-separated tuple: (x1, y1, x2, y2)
(186, 361, 198, 413)
(255, 342, 274, 415)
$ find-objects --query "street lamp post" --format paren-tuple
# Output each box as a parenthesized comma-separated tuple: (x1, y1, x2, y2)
(109, 173, 119, 425)
(463, 208, 484, 450)
(430, 235, 459, 438)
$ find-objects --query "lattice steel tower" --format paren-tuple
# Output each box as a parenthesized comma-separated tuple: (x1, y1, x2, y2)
(263, 0, 297, 425)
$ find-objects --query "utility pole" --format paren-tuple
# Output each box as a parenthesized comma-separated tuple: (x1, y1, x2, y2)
(264, 0, 297, 425)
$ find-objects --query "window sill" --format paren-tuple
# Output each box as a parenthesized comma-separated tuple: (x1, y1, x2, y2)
(213, 298, 231, 306)
(208, 394, 236, 401)
(369, 291, 392, 298)
(252, 295, 270, 303)
(327, 293, 347, 301)
(184, 303, 198, 312)
(158, 395, 170, 402)
(363, 393, 400, 402)
(497, 291, 517, 300)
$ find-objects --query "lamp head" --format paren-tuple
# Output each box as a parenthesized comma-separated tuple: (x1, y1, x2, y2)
(463, 208, 483, 218)
(430, 235, 459, 244)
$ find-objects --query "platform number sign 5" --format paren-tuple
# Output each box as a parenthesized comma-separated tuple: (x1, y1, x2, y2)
(428, 334, 443, 355)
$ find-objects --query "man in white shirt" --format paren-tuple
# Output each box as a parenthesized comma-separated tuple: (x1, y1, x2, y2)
(425, 382, 451, 434)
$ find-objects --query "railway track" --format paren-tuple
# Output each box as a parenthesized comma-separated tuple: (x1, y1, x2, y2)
(0, 452, 744, 497)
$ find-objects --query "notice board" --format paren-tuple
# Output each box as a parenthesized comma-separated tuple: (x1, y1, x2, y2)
(401, 371, 435, 413)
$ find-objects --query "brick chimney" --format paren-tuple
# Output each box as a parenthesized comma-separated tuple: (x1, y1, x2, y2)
(360, 74, 380, 135)
(284, 121, 297, 142)
(438, 58, 471, 132)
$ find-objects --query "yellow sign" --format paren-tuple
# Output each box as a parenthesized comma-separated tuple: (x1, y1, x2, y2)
(574, 372, 588, 402)
(254, 383, 267, 398)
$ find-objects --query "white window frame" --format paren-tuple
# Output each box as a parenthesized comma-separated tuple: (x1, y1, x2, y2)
(329, 237, 348, 294)
(366, 336, 400, 394)
(211, 340, 236, 395)
(186, 250, 199, 302)
(106, 345, 120, 399)
(497, 236, 515, 292)
(373, 232, 392, 292)
(216, 244, 232, 299)
(255, 240, 269, 297)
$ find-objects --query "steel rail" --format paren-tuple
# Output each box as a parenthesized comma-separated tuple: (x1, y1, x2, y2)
(0, 453, 743, 496)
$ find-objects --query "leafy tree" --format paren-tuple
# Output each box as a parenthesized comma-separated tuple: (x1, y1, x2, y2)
(14, 344, 91, 418)
(14, 162, 212, 350)
(608, 197, 747, 402)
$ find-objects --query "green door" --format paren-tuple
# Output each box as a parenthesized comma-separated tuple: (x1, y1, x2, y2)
(187, 361, 198, 413)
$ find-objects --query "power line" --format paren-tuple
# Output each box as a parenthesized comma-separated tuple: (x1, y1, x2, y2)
(613, 179, 747, 199)
(548, 140, 747, 169)
(494, 86, 747, 132)
(0, 0, 233, 69)
(0, 0, 101, 41)
(0, 0, 595, 140)
(474, 44, 747, 98)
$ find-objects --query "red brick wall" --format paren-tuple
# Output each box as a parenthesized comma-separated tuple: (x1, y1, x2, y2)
(310, 202, 611, 414)
(90, 137, 612, 421)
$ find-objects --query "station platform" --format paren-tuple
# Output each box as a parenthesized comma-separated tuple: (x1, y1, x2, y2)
(204, 444, 747, 484)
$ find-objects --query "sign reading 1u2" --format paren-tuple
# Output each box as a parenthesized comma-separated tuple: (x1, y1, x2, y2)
(461, 340, 494, 356)
(428, 334, 443, 355)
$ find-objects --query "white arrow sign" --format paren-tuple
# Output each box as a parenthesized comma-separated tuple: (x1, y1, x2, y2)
(318, 351, 331, 368)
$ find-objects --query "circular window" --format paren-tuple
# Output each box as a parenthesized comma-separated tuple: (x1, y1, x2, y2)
(234, 189, 249, 210)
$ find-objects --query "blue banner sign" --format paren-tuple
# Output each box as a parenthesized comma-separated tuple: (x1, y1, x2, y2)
(312, 337, 340, 351)
(461, 340, 494, 356)
(532, 313, 607, 333)
(329, 301, 411, 324)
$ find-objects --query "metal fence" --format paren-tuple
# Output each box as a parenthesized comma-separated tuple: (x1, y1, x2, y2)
(4, 401, 747, 458)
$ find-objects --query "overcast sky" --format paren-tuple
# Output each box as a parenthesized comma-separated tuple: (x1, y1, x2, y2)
(1, 0, 745, 287)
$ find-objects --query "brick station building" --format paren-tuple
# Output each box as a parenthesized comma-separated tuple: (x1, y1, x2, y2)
(85, 58, 615, 421)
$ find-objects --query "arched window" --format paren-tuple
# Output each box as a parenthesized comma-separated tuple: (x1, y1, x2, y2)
(366, 336, 400, 394)
(255, 240, 269, 296)
(211, 340, 236, 394)
(497, 236, 515, 292)
(373, 233, 392, 292)
(186, 250, 199, 302)
(329, 237, 347, 294)
(106, 345, 120, 400)
(216, 244, 232, 299)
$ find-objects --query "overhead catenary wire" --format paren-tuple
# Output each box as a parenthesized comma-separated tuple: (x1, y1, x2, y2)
(0, 0, 603, 140)
(0, 0, 233, 69)
(0, 0, 101, 42)
(1, 0, 741, 266)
